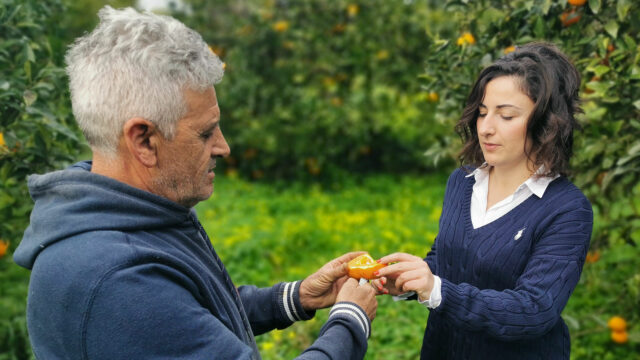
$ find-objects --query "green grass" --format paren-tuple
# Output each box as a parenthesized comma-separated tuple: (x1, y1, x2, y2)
(196, 173, 640, 359)
(2, 172, 638, 359)
(196, 172, 448, 359)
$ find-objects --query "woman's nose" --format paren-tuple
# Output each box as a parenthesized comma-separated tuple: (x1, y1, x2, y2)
(477, 114, 495, 137)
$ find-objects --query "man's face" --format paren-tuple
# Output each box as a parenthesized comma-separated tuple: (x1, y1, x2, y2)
(153, 87, 230, 208)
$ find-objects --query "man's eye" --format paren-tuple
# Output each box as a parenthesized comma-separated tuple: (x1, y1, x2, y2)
(200, 132, 213, 140)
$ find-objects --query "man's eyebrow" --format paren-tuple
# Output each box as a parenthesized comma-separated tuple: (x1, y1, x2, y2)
(200, 121, 219, 133)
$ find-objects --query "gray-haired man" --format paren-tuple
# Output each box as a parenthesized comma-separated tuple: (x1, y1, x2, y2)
(14, 6, 376, 359)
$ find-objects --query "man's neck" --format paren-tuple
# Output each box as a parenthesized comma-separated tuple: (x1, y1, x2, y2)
(92, 151, 154, 194)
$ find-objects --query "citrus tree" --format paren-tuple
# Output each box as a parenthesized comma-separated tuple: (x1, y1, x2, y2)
(419, 0, 639, 357)
(0, 0, 92, 357)
(177, 0, 447, 180)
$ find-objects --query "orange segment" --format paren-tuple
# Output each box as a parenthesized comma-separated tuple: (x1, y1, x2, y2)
(347, 253, 386, 280)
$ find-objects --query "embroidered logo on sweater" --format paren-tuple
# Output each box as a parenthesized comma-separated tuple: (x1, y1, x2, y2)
(514, 228, 526, 240)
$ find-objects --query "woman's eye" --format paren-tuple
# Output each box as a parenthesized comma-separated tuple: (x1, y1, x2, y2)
(478, 113, 487, 117)
(501, 116, 513, 120)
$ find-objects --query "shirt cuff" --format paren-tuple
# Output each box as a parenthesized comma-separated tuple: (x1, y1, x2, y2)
(328, 302, 371, 339)
(279, 281, 315, 322)
(418, 275, 442, 309)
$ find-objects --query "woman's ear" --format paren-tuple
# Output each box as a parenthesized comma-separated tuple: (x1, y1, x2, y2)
(122, 117, 159, 168)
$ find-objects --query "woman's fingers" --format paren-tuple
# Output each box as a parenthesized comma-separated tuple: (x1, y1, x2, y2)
(377, 252, 422, 265)
(370, 278, 386, 294)
(377, 259, 428, 278)
(396, 269, 429, 292)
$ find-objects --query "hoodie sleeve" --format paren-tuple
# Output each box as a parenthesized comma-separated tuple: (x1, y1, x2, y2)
(239, 283, 370, 359)
(83, 262, 255, 360)
(238, 281, 314, 335)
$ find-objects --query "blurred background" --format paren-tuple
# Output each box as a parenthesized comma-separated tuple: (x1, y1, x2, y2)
(1, 0, 639, 358)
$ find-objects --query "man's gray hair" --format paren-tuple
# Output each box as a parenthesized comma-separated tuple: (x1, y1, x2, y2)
(66, 6, 224, 156)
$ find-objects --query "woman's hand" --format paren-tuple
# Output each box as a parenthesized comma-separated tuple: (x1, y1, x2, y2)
(372, 252, 435, 301)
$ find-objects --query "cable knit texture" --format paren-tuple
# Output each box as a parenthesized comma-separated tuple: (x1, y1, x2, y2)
(422, 168, 593, 359)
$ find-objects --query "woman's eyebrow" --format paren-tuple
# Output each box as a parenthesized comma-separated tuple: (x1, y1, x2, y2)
(496, 104, 522, 110)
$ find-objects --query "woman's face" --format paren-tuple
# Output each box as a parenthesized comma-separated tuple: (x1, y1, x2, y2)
(476, 76, 535, 172)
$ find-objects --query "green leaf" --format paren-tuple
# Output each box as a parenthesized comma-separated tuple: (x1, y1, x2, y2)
(616, 0, 632, 21)
(22, 90, 37, 107)
(623, 34, 636, 49)
(604, 20, 619, 38)
(541, 0, 552, 15)
(591, 65, 611, 77)
(24, 43, 35, 63)
(588, 0, 601, 13)
(23, 61, 31, 82)
(633, 100, 640, 110)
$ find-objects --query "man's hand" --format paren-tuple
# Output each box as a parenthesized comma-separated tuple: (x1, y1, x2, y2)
(336, 278, 378, 321)
(299, 251, 366, 311)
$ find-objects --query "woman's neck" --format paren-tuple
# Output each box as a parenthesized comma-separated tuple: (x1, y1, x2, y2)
(486, 161, 536, 210)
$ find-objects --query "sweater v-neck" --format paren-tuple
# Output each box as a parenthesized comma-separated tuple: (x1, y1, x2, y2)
(462, 174, 544, 236)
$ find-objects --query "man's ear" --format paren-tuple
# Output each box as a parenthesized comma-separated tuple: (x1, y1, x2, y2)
(122, 117, 160, 168)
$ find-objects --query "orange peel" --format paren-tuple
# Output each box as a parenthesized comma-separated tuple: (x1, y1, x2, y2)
(347, 253, 386, 280)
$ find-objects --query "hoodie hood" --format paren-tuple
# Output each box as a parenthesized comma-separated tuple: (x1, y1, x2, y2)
(14, 161, 193, 269)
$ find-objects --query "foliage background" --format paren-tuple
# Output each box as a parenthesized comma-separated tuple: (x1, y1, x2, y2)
(1, 0, 638, 358)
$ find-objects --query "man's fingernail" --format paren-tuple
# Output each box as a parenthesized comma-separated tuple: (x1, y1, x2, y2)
(377, 286, 383, 291)
(373, 271, 379, 276)
(383, 289, 389, 294)
(381, 278, 386, 285)
(376, 259, 382, 263)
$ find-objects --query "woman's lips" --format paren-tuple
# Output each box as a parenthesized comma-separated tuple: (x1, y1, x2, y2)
(483, 143, 500, 151)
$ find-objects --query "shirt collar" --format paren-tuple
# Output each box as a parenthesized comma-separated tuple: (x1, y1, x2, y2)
(465, 162, 489, 178)
(524, 167, 559, 198)
(465, 163, 559, 198)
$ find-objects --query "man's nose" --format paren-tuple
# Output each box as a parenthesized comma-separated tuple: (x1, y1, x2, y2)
(212, 131, 231, 158)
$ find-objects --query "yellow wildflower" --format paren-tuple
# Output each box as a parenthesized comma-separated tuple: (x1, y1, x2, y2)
(376, 49, 389, 60)
(463, 32, 476, 44)
(347, 4, 359, 17)
(457, 32, 476, 46)
(272, 20, 290, 33)
(0, 132, 5, 147)
(261, 341, 275, 351)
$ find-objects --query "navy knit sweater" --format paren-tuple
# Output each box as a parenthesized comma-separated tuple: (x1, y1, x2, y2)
(421, 168, 593, 359)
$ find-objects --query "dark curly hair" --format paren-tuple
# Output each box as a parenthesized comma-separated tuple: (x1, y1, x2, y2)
(455, 42, 582, 177)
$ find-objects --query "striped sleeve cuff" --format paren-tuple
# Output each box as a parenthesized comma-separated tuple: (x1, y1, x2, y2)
(279, 281, 314, 323)
(329, 302, 371, 339)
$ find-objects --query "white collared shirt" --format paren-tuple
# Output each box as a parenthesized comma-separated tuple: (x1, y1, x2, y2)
(418, 164, 558, 309)
(467, 163, 559, 229)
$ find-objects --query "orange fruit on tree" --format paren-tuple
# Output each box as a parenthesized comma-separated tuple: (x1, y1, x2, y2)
(560, 10, 581, 27)
(568, 0, 586, 6)
(347, 253, 386, 280)
(608, 316, 627, 332)
(0, 240, 9, 258)
(611, 330, 629, 344)
(585, 250, 600, 263)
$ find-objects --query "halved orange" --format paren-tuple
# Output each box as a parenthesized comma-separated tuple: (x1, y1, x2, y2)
(347, 253, 386, 280)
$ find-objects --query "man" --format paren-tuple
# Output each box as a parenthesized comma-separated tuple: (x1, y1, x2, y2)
(14, 6, 377, 359)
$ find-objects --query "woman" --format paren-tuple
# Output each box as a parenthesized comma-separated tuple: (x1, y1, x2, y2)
(373, 43, 593, 359)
